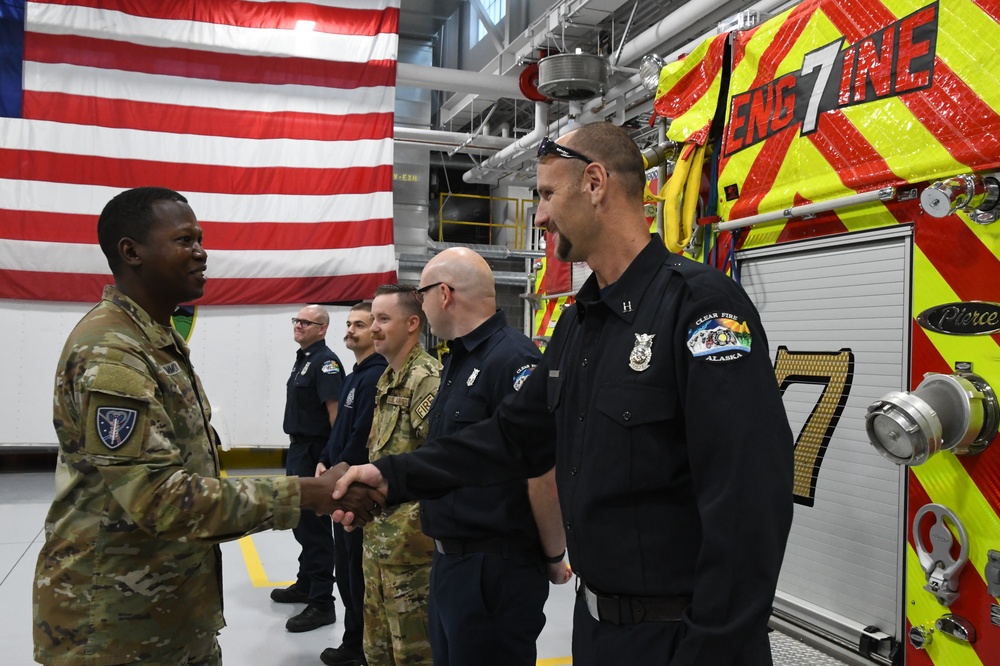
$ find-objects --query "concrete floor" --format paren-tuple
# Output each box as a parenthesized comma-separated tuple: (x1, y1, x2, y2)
(0, 466, 574, 666)
(1, 462, 852, 666)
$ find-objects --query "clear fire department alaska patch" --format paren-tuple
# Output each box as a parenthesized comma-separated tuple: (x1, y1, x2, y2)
(686, 313, 752, 362)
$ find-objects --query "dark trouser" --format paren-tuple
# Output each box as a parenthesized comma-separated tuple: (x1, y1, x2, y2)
(570, 588, 773, 665)
(428, 549, 548, 666)
(334, 521, 365, 653)
(287, 439, 336, 610)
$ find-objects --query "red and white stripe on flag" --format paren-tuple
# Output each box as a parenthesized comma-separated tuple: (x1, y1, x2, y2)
(0, 0, 399, 305)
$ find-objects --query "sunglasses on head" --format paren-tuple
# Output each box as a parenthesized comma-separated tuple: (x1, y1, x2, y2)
(536, 136, 596, 165)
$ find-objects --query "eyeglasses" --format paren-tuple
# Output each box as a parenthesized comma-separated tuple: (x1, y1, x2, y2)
(536, 136, 595, 165)
(414, 282, 454, 303)
(291, 317, 324, 327)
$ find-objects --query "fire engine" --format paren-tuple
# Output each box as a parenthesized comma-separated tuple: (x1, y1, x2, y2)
(646, 0, 1000, 663)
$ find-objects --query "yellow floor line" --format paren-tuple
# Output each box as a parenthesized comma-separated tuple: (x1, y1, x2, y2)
(220, 469, 293, 589)
(222, 471, 574, 665)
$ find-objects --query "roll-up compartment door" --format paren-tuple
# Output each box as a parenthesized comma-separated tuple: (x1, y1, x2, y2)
(737, 227, 911, 658)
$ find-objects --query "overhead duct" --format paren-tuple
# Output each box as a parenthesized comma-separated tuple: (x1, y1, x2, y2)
(536, 53, 608, 101)
(462, 0, 795, 185)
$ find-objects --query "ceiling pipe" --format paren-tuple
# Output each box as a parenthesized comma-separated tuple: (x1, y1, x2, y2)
(395, 126, 513, 150)
(619, 0, 792, 66)
(462, 73, 647, 182)
(462, 103, 548, 183)
(438, 0, 632, 126)
(396, 62, 525, 99)
(462, 0, 798, 184)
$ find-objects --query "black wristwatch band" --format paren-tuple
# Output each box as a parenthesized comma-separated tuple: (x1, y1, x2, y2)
(544, 549, 566, 564)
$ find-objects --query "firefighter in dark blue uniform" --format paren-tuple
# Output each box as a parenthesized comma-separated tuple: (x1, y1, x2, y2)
(317, 302, 387, 666)
(333, 123, 794, 666)
(273, 304, 344, 633)
(414, 248, 570, 666)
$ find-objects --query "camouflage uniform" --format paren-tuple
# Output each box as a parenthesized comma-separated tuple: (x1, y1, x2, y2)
(363, 345, 440, 666)
(33, 286, 302, 665)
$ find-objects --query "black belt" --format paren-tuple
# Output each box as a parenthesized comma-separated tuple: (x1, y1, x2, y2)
(582, 582, 691, 625)
(433, 537, 535, 556)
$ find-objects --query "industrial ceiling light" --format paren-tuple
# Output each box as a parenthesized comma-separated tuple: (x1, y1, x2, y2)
(639, 54, 665, 93)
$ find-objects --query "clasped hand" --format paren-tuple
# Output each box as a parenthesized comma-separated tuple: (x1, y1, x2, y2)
(302, 462, 385, 527)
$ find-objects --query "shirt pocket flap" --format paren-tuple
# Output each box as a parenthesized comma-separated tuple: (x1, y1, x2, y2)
(596, 385, 674, 428)
(546, 377, 564, 413)
(447, 395, 488, 424)
(372, 404, 400, 453)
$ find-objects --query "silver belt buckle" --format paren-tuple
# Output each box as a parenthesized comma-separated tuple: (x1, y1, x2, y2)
(584, 583, 601, 621)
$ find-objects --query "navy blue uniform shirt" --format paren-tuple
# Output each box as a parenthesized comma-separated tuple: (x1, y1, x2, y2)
(320, 352, 387, 467)
(374, 237, 794, 666)
(420, 310, 542, 542)
(283, 339, 344, 439)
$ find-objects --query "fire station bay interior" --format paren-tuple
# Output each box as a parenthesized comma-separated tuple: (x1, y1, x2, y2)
(5, 0, 1000, 664)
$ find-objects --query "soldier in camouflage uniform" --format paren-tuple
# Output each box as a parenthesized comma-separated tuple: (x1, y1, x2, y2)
(32, 187, 385, 666)
(362, 285, 440, 666)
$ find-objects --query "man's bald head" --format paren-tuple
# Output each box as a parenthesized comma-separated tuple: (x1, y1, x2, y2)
(423, 247, 496, 301)
(419, 248, 497, 340)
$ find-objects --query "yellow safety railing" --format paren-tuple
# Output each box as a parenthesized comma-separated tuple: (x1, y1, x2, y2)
(437, 192, 536, 250)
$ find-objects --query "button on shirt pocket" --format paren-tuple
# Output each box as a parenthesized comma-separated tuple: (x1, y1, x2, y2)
(595, 384, 674, 428)
(447, 395, 487, 426)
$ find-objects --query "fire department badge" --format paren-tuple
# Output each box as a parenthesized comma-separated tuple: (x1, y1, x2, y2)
(629, 333, 655, 372)
(467, 368, 480, 386)
(512, 364, 535, 391)
(686, 313, 752, 362)
(96, 407, 138, 450)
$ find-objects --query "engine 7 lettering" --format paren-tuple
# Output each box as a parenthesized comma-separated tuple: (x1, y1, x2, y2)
(773, 347, 855, 507)
(838, 3, 937, 106)
(726, 74, 797, 152)
(725, 2, 937, 156)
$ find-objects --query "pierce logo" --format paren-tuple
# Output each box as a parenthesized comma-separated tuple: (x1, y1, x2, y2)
(724, 2, 938, 156)
(917, 301, 1000, 335)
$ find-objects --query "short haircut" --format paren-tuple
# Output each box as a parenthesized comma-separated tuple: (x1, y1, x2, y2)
(349, 301, 372, 315)
(374, 284, 425, 327)
(97, 187, 188, 273)
(566, 122, 645, 200)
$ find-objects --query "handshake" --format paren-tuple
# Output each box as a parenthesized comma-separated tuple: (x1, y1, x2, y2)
(300, 462, 388, 527)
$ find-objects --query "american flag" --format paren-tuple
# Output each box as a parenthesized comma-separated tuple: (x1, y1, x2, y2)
(0, 0, 398, 305)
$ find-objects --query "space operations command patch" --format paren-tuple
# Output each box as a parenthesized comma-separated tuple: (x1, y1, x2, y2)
(96, 407, 139, 450)
(686, 313, 752, 362)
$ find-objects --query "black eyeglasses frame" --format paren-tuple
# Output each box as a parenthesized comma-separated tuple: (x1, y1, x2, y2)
(536, 136, 596, 165)
(414, 282, 454, 303)
(291, 317, 324, 327)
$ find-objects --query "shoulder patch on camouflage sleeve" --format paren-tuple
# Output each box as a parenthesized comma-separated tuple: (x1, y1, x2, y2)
(414, 392, 436, 419)
(86, 393, 147, 457)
